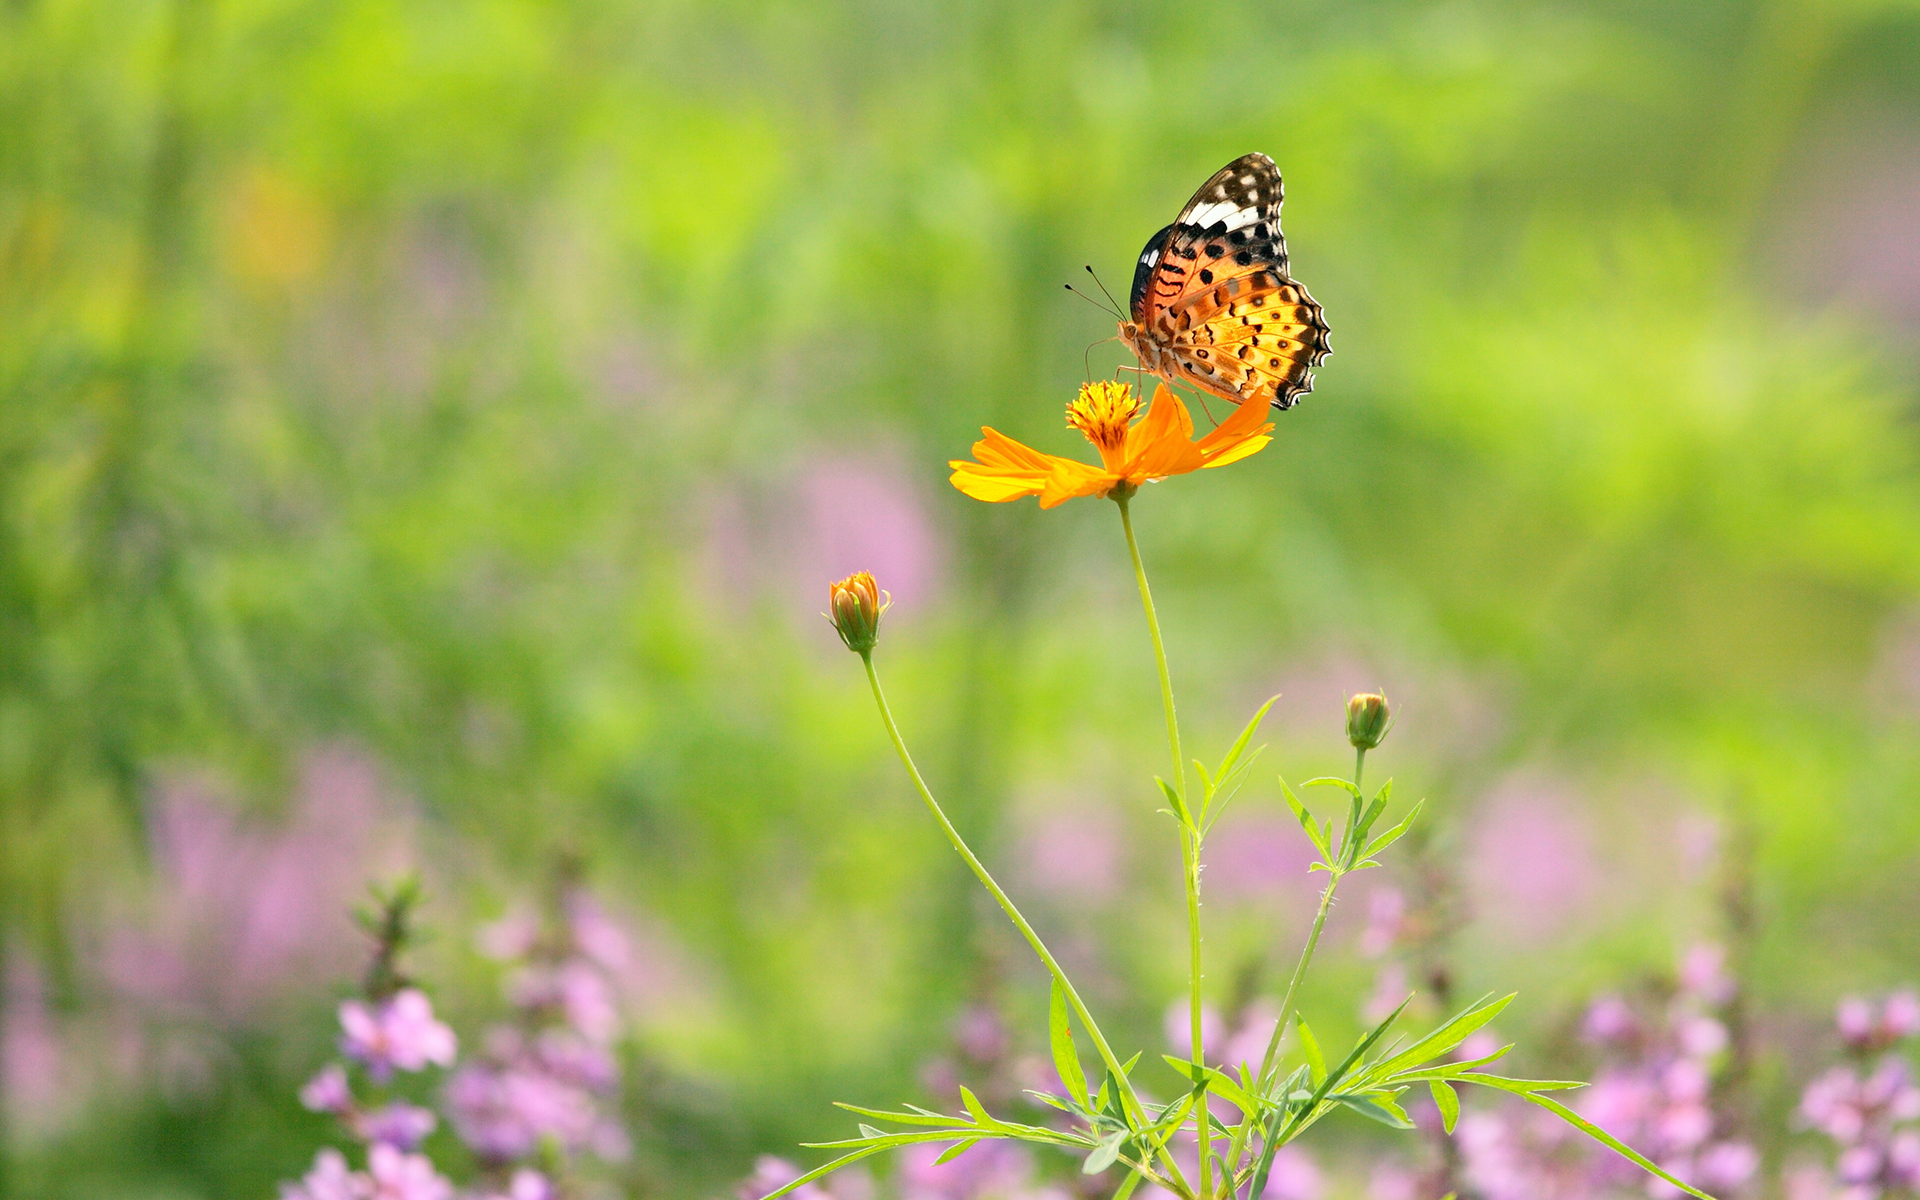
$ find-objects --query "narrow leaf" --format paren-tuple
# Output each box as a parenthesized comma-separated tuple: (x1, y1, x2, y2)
(1429, 1081, 1460, 1134)
(1364, 993, 1515, 1082)
(1488, 1083, 1718, 1200)
(1156, 778, 1192, 829)
(1337, 1094, 1416, 1129)
(1280, 778, 1332, 860)
(1050, 979, 1090, 1107)
(1301, 776, 1364, 799)
(1218, 695, 1279, 779)
(1296, 1017, 1327, 1084)
(858, 1124, 884, 1139)
(934, 1139, 979, 1166)
(834, 1102, 963, 1129)
(1362, 799, 1425, 861)
(1083, 1130, 1126, 1175)
(753, 1146, 891, 1200)
(959, 1086, 995, 1129)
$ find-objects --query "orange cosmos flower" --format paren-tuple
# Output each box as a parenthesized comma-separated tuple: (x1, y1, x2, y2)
(949, 381, 1273, 509)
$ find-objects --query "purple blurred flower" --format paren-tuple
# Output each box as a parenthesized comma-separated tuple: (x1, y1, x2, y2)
(1680, 944, 1737, 1007)
(1017, 805, 1125, 905)
(2, 949, 71, 1136)
(1464, 777, 1597, 946)
(738, 1156, 829, 1200)
(340, 989, 457, 1082)
(953, 1005, 1009, 1065)
(1585, 994, 1639, 1046)
(897, 1139, 1033, 1200)
(1888, 992, 1920, 1040)
(500, 1169, 554, 1200)
(366, 1143, 454, 1200)
(356, 1103, 439, 1151)
(1837, 992, 1920, 1055)
(1259, 1145, 1324, 1200)
(108, 751, 410, 1027)
(1359, 887, 1406, 958)
(1839, 998, 1878, 1050)
(1163, 1000, 1225, 1062)
(281, 1148, 368, 1200)
(1695, 1141, 1760, 1190)
(301, 1064, 354, 1114)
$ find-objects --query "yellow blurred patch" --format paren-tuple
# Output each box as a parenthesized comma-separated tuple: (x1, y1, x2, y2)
(221, 166, 330, 291)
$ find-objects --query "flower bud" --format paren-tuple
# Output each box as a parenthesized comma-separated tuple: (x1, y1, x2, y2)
(827, 572, 889, 654)
(1346, 692, 1393, 750)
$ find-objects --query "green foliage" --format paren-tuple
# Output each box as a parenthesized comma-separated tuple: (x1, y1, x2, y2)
(3, 0, 1919, 1194)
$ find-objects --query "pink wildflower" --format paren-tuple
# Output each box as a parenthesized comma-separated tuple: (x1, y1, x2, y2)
(366, 1143, 454, 1200)
(339, 989, 456, 1081)
(354, 1102, 438, 1151)
(280, 1148, 368, 1200)
(300, 1064, 353, 1114)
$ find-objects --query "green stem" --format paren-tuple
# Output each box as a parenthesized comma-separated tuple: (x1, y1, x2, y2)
(1236, 745, 1367, 1178)
(860, 653, 1192, 1199)
(1116, 496, 1211, 1197)
(1116, 497, 1184, 797)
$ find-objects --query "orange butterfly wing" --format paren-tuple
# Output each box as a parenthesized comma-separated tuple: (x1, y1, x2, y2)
(1122, 154, 1331, 410)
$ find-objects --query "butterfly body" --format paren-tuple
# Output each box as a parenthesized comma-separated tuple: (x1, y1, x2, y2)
(1118, 153, 1330, 410)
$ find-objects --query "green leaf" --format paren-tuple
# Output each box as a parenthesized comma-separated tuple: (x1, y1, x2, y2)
(1093, 1076, 1112, 1115)
(1301, 776, 1364, 799)
(959, 1086, 996, 1129)
(858, 1124, 884, 1139)
(1353, 779, 1393, 846)
(1337, 1093, 1416, 1129)
(1456, 1073, 1587, 1095)
(1362, 799, 1425, 861)
(1280, 779, 1332, 861)
(1083, 1130, 1126, 1175)
(1156, 778, 1191, 829)
(1296, 1017, 1327, 1084)
(934, 1139, 978, 1166)
(1363, 993, 1515, 1082)
(1429, 1081, 1459, 1134)
(752, 1146, 893, 1199)
(1109, 1169, 1144, 1200)
(1217, 695, 1278, 780)
(1161, 1056, 1260, 1113)
(833, 1102, 963, 1128)
(1050, 979, 1091, 1107)
(1025, 1090, 1074, 1113)
(1460, 1079, 1718, 1200)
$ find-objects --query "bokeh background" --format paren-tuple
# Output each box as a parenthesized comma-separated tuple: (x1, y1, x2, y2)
(5, 0, 1920, 1196)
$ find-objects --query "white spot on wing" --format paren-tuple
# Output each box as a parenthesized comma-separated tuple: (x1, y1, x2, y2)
(1181, 199, 1265, 231)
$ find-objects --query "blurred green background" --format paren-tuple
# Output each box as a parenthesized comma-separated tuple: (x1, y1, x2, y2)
(5, 0, 1920, 1195)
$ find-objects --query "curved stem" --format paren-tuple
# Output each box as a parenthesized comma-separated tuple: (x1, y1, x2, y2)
(1237, 745, 1367, 1179)
(860, 653, 1192, 1199)
(1116, 497, 1210, 1198)
(1116, 497, 1184, 797)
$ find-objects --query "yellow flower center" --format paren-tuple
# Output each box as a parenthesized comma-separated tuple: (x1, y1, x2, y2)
(1065, 381, 1140, 456)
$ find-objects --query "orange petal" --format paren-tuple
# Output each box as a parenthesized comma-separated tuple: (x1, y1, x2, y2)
(950, 461, 1050, 502)
(1117, 386, 1203, 479)
(1198, 434, 1270, 470)
(970, 426, 1060, 471)
(1195, 395, 1275, 460)
(1123, 384, 1193, 462)
(1038, 461, 1116, 509)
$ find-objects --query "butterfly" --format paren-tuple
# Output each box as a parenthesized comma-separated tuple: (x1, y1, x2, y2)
(1118, 153, 1331, 410)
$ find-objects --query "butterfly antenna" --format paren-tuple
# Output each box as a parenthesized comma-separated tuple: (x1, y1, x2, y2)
(1063, 282, 1122, 320)
(1085, 265, 1125, 317)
